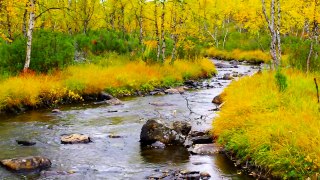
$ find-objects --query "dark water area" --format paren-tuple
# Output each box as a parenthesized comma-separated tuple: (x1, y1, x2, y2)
(0, 60, 259, 179)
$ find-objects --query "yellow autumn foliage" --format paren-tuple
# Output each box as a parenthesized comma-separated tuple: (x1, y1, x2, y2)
(206, 47, 271, 64)
(0, 57, 216, 111)
(213, 70, 320, 178)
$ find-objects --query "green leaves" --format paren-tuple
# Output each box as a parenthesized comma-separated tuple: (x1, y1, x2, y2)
(275, 69, 288, 92)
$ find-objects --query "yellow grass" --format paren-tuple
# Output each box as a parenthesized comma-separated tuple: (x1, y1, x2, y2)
(206, 47, 271, 64)
(213, 70, 320, 178)
(0, 57, 216, 111)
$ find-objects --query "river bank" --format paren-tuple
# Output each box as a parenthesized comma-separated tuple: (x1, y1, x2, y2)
(0, 57, 215, 114)
(213, 70, 320, 179)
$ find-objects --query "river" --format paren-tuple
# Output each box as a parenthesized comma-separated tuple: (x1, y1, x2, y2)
(0, 60, 259, 180)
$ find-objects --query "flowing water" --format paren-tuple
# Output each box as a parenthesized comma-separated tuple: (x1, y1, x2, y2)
(0, 60, 260, 180)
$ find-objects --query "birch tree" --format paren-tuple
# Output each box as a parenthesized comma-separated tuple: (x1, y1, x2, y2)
(261, 0, 282, 69)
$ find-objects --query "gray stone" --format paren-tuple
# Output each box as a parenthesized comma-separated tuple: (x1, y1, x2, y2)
(172, 121, 191, 136)
(140, 119, 185, 145)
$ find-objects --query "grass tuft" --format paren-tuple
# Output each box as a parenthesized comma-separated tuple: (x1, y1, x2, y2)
(213, 70, 320, 179)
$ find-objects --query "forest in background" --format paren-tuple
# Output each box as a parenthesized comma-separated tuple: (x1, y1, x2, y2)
(0, 0, 319, 76)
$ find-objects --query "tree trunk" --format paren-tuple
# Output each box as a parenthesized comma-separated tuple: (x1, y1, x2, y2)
(161, 2, 166, 62)
(171, 2, 177, 63)
(223, 28, 229, 49)
(24, 0, 36, 72)
(154, 2, 160, 62)
(307, 40, 313, 73)
(261, 0, 281, 70)
(6, 12, 12, 41)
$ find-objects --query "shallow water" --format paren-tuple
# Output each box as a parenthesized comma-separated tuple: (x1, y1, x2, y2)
(0, 60, 258, 180)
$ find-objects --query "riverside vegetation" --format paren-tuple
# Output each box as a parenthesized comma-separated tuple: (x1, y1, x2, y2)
(0, 55, 215, 112)
(0, 0, 320, 179)
(213, 71, 320, 178)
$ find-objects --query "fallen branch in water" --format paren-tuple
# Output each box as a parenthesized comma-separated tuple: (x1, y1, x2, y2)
(180, 94, 195, 115)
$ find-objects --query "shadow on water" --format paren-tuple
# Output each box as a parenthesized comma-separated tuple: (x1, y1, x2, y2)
(140, 145, 190, 164)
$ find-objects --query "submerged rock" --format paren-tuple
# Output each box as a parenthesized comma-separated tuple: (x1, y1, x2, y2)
(200, 171, 211, 180)
(212, 94, 223, 105)
(184, 80, 198, 88)
(94, 98, 123, 106)
(98, 91, 113, 101)
(108, 135, 123, 138)
(61, 134, 91, 144)
(16, 140, 36, 146)
(150, 90, 165, 96)
(215, 63, 233, 69)
(229, 60, 240, 65)
(0, 156, 51, 172)
(164, 88, 180, 94)
(140, 119, 185, 145)
(222, 73, 233, 80)
(52, 109, 62, 113)
(149, 102, 175, 107)
(189, 144, 223, 155)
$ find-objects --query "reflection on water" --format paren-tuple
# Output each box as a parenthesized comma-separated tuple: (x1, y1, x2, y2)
(0, 60, 257, 179)
(140, 145, 190, 164)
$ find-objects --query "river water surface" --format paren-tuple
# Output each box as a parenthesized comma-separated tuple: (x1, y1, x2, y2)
(0, 60, 259, 180)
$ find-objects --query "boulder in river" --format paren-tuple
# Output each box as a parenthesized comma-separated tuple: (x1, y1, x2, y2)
(172, 121, 192, 136)
(140, 119, 185, 145)
(212, 94, 223, 105)
(0, 156, 51, 172)
(149, 102, 174, 107)
(16, 140, 36, 146)
(61, 134, 91, 144)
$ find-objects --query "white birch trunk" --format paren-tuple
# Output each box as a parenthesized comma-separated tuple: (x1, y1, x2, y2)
(24, 0, 36, 72)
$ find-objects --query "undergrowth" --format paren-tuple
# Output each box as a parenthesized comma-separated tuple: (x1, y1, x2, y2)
(0, 56, 216, 111)
(205, 47, 271, 64)
(213, 70, 320, 179)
